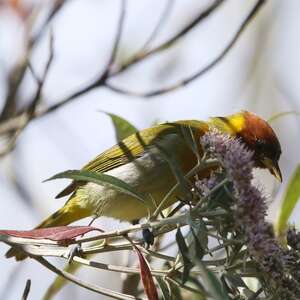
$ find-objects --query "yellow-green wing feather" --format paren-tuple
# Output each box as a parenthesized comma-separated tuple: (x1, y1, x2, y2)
(56, 120, 208, 198)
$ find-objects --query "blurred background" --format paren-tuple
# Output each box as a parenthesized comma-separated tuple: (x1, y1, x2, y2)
(0, 0, 299, 299)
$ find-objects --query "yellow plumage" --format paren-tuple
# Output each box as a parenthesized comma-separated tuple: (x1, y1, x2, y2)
(43, 120, 209, 224)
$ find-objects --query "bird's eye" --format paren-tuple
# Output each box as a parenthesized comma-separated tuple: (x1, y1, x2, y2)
(256, 139, 264, 145)
(256, 139, 265, 150)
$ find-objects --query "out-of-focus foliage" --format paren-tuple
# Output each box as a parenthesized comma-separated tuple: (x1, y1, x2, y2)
(276, 164, 300, 243)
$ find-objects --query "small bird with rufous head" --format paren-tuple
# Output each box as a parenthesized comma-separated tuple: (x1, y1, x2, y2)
(6, 111, 282, 260)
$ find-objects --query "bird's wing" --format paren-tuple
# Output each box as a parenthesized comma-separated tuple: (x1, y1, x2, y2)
(56, 120, 208, 198)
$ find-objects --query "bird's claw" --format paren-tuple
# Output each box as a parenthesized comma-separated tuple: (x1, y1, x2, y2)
(67, 244, 82, 263)
(142, 228, 154, 249)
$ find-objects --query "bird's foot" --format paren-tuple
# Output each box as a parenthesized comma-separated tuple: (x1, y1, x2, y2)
(142, 228, 154, 249)
(67, 244, 82, 263)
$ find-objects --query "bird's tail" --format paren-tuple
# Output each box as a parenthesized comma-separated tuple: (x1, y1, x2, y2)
(5, 200, 90, 261)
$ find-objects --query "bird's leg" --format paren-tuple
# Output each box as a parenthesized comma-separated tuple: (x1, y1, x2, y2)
(67, 217, 94, 263)
(142, 228, 154, 249)
(67, 243, 83, 263)
(131, 219, 154, 249)
(67, 216, 104, 263)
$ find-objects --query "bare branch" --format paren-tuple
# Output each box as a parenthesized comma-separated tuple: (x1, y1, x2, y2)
(110, 0, 225, 76)
(9, 0, 224, 125)
(0, 32, 55, 157)
(34, 256, 141, 300)
(138, 0, 174, 53)
(27, 30, 54, 116)
(105, 0, 127, 76)
(21, 280, 31, 300)
(0, 1, 67, 121)
(105, 0, 267, 97)
(13, 0, 127, 121)
(0, 0, 265, 153)
(29, 0, 69, 47)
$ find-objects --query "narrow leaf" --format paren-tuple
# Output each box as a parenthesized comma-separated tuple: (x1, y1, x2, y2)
(194, 259, 229, 300)
(180, 126, 200, 160)
(176, 228, 193, 283)
(45, 169, 146, 205)
(102, 111, 138, 142)
(276, 164, 300, 242)
(186, 213, 208, 260)
(133, 245, 159, 300)
(267, 111, 300, 123)
(168, 281, 183, 300)
(156, 277, 171, 300)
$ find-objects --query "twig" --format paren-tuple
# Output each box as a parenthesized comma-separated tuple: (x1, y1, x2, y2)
(0, 207, 227, 253)
(29, 0, 68, 47)
(141, 248, 176, 262)
(12, 0, 127, 121)
(166, 277, 205, 296)
(34, 256, 141, 300)
(27, 30, 54, 116)
(0, 32, 54, 157)
(21, 279, 31, 300)
(0, 0, 224, 136)
(66, 255, 168, 277)
(109, 0, 225, 76)
(138, 0, 174, 53)
(105, 0, 266, 97)
(105, 0, 126, 75)
(152, 159, 219, 218)
(77, 209, 227, 245)
(0, 0, 67, 121)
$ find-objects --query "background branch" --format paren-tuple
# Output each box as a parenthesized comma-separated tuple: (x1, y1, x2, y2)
(105, 0, 266, 97)
(21, 279, 31, 300)
(0, 0, 227, 141)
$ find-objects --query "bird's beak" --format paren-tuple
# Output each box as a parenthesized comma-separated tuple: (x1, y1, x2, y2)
(262, 157, 282, 182)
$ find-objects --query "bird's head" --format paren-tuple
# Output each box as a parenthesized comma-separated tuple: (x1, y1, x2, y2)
(210, 111, 282, 181)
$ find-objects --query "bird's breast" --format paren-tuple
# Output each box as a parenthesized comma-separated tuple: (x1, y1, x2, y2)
(77, 150, 178, 221)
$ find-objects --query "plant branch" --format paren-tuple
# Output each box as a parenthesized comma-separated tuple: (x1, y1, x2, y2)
(0, 0, 225, 137)
(138, 0, 174, 53)
(104, 0, 266, 97)
(109, 0, 225, 76)
(21, 279, 31, 300)
(105, 0, 126, 76)
(34, 256, 141, 300)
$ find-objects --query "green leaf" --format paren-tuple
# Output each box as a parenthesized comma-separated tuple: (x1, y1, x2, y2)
(156, 277, 171, 300)
(168, 280, 183, 300)
(182, 277, 206, 299)
(267, 111, 300, 124)
(101, 111, 138, 142)
(45, 169, 146, 205)
(186, 214, 208, 261)
(179, 126, 200, 160)
(194, 259, 229, 300)
(176, 228, 193, 284)
(276, 164, 300, 243)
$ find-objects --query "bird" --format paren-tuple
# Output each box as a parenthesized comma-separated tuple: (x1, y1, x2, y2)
(6, 111, 282, 260)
